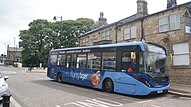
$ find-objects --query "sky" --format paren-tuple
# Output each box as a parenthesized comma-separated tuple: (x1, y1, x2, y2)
(0, 0, 190, 55)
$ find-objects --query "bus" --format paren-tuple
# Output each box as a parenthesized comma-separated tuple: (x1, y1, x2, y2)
(47, 41, 169, 95)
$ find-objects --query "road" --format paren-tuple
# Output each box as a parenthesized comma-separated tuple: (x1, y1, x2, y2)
(0, 66, 191, 107)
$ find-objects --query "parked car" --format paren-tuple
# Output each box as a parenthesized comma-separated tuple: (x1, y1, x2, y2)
(0, 72, 8, 100)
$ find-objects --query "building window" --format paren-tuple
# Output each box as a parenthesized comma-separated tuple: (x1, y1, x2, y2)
(101, 31, 110, 40)
(82, 37, 89, 46)
(159, 13, 181, 32)
(170, 13, 180, 30)
(185, 16, 191, 34)
(173, 42, 190, 66)
(184, 10, 191, 34)
(123, 26, 136, 40)
(159, 16, 169, 32)
(131, 26, 136, 38)
(124, 28, 130, 40)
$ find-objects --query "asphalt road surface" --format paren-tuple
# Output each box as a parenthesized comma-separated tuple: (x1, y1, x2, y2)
(0, 66, 191, 107)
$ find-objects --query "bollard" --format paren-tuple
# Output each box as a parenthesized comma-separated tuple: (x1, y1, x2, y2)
(2, 94, 11, 107)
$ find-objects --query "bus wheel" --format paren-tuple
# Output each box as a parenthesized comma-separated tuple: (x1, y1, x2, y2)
(57, 73, 62, 83)
(103, 79, 114, 93)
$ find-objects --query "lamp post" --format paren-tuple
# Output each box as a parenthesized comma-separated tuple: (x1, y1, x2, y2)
(13, 37, 15, 64)
(53, 16, 62, 48)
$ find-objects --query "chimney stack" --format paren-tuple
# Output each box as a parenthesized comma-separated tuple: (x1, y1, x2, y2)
(137, 0, 148, 16)
(98, 12, 107, 26)
(167, 0, 177, 8)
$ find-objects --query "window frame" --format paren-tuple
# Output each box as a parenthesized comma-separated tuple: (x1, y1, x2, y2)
(173, 42, 190, 66)
(124, 27, 130, 40)
(101, 30, 110, 41)
(82, 37, 89, 46)
(50, 54, 58, 66)
(131, 26, 137, 39)
(170, 13, 181, 30)
(159, 13, 181, 33)
(123, 26, 136, 40)
(57, 54, 66, 67)
(71, 54, 77, 68)
(159, 16, 169, 32)
(88, 53, 101, 70)
(77, 54, 87, 69)
(102, 52, 117, 71)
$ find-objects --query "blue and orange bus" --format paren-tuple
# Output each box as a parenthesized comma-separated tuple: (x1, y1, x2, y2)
(47, 41, 169, 95)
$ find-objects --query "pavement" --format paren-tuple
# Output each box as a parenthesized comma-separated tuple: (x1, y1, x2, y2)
(169, 83, 191, 97)
(28, 68, 191, 97)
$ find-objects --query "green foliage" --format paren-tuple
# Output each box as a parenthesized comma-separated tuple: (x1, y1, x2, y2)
(19, 18, 97, 67)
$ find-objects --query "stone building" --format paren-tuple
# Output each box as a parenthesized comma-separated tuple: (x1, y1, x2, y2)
(79, 0, 191, 84)
(6, 45, 23, 64)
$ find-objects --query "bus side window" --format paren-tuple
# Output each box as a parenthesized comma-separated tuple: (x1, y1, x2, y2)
(121, 52, 131, 72)
(66, 55, 71, 68)
(50, 54, 58, 66)
(102, 52, 116, 71)
(77, 54, 87, 69)
(88, 53, 101, 70)
(71, 54, 77, 68)
(57, 55, 66, 67)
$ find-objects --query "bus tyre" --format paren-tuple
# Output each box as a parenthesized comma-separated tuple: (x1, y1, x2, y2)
(103, 79, 114, 93)
(57, 73, 62, 83)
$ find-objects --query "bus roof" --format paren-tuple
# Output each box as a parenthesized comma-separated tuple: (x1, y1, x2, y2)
(50, 41, 146, 52)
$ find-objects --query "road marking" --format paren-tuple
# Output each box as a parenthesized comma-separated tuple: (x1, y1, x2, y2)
(179, 97, 191, 100)
(10, 97, 22, 107)
(96, 92, 110, 96)
(151, 105, 161, 107)
(56, 105, 61, 107)
(122, 98, 135, 102)
(77, 87, 88, 91)
(64, 98, 123, 107)
(64, 84, 74, 88)
(138, 100, 153, 104)
(1, 71, 17, 74)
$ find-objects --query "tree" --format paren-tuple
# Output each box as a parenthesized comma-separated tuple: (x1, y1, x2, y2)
(19, 19, 56, 67)
(19, 18, 97, 67)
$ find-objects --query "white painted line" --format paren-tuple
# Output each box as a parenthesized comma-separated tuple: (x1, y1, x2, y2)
(96, 92, 110, 97)
(138, 100, 153, 104)
(179, 97, 191, 100)
(56, 105, 61, 107)
(10, 97, 22, 107)
(151, 105, 161, 107)
(122, 98, 135, 102)
(1, 71, 17, 74)
(77, 88, 88, 91)
(64, 98, 123, 107)
(64, 85, 74, 88)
